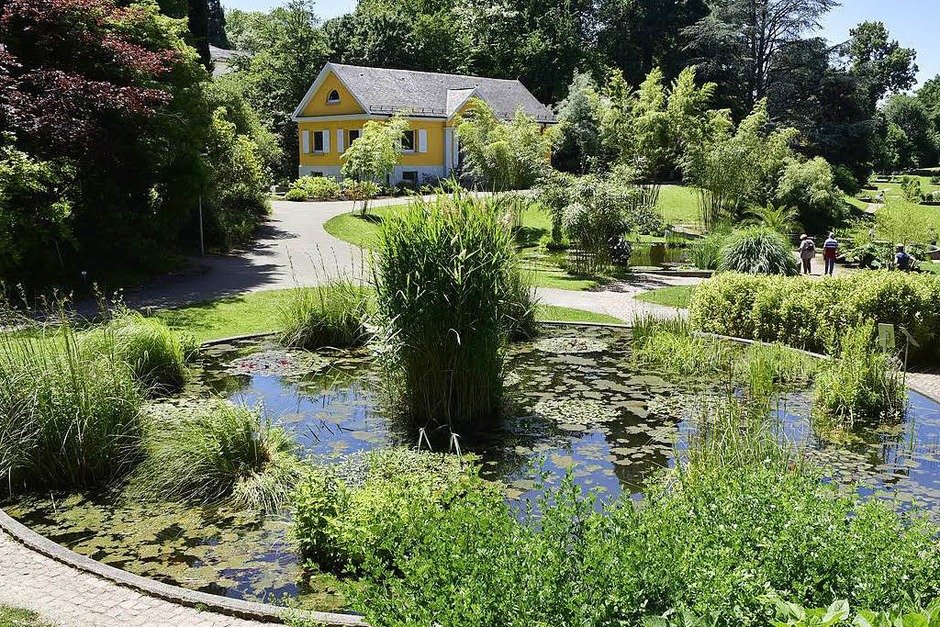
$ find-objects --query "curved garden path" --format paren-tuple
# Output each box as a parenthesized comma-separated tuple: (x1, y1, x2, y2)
(0, 532, 268, 627)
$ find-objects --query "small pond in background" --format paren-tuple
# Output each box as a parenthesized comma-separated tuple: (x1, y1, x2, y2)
(5, 325, 940, 610)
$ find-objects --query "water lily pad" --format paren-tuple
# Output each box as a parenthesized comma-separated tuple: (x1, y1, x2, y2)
(533, 336, 607, 355)
(225, 349, 329, 378)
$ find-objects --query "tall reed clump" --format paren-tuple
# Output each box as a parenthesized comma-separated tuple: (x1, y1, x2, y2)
(812, 323, 907, 437)
(83, 311, 194, 395)
(719, 226, 799, 276)
(0, 322, 143, 491)
(373, 192, 533, 429)
(277, 281, 373, 350)
(131, 401, 304, 512)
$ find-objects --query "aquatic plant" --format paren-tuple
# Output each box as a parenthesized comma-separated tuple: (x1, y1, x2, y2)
(292, 448, 476, 572)
(719, 226, 799, 276)
(132, 401, 304, 512)
(812, 323, 907, 438)
(340, 408, 940, 627)
(374, 192, 531, 429)
(0, 321, 143, 491)
(83, 311, 194, 395)
(277, 281, 373, 350)
(689, 231, 727, 270)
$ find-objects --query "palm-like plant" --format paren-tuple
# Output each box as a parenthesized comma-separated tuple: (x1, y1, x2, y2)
(745, 204, 800, 235)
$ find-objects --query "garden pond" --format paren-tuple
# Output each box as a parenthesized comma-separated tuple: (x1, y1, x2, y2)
(5, 324, 940, 610)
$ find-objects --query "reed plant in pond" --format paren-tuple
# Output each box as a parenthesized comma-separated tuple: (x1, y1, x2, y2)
(812, 323, 907, 439)
(0, 319, 143, 491)
(82, 311, 194, 395)
(374, 192, 532, 429)
(131, 401, 305, 512)
(277, 281, 373, 350)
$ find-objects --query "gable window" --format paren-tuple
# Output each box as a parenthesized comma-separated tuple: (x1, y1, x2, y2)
(348, 129, 361, 146)
(326, 89, 340, 104)
(400, 129, 415, 152)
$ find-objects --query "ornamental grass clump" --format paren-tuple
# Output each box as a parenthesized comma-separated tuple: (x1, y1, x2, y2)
(83, 311, 194, 395)
(374, 192, 533, 429)
(277, 281, 373, 350)
(719, 226, 799, 275)
(812, 323, 907, 438)
(132, 401, 304, 512)
(0, 322, 143, 491)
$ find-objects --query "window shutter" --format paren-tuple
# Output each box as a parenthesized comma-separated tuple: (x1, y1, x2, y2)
(337, 129, 345, 153)
(322, 130, 331, 153)
(302, 130, 310, 154)
(418, 129, 428, 153)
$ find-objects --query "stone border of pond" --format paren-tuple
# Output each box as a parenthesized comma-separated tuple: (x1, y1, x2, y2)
(1, 322, 938, 626)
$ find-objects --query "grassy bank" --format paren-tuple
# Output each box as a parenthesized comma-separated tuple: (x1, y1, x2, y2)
(635, 284, 695, 308)
(153, 289, 619, 342)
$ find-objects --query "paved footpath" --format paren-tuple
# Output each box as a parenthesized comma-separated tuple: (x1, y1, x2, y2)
(0, 532, 268, 627)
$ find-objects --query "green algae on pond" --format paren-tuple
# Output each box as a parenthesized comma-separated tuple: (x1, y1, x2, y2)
(6, 325, 940, 610)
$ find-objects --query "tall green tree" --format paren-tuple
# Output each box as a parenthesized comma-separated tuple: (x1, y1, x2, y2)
(222, 0, 329, 179)
(844, 21, 918, 111)
(554, 72, 603, 174)
(882, 95, 939, 168)
(207, 0, 230, 48)
(685, 0, 838, 116)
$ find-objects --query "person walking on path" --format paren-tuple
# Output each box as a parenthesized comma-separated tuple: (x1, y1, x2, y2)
(798, 234, 815, 275)
(823, 232, 838, 276)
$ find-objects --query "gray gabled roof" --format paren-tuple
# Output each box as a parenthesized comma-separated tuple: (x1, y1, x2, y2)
(327, 63, 556, 123)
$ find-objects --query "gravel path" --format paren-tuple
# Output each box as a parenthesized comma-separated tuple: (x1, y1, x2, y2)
(0, 532, 268, 627)
(536, 274, 701, 322)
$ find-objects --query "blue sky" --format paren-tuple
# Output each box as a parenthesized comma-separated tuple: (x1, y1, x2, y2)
(222, 0, 940, 87)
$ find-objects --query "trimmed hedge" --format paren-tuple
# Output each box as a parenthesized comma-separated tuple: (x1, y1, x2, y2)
(689, 271, 940, 364)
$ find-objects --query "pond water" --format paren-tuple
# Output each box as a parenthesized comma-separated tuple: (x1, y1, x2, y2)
(5, 325, 940, 610)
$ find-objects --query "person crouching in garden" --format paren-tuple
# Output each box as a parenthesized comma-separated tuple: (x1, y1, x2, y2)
(798, 234, 815, 275)
(895, 244, 914, 272)
(823, 233, 838, 276)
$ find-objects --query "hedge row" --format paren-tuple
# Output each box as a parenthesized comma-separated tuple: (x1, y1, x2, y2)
(689, 271, 940, 364)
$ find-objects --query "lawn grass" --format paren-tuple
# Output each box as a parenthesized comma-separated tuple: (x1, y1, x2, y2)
(658, 184, 701, 227)
(153, 288, 618, 342)
(322, 204, 406, 249)
(0, 606, 53, 627)
(634, 284, 695, 308)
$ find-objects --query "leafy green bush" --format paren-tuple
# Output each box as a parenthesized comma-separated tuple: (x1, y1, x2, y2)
(83, 311, 194, 395)
(132, 401, 303, 512)
(277, 282, 372, 350)
(342, 438, 940, 626)
(374, 193, 528, 428)
(284, 187, 307, 201)
(812, 323, 907, 437)
(689, 271, 940, 364)
(899, 175, 924, 203)
(0, 326, 142, 491)
(775, 157, 845, 234)
(290, 176, 341, 200)
(689, 232, 727, 270)
(719, 226, 799, 275)
(762, 596, 940, 627)
(292, 448, 476, 572)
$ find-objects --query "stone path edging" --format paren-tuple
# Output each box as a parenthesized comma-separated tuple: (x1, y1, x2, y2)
(0, 508, 367, 627)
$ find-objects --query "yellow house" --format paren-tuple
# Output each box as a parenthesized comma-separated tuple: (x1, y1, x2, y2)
(291, 62, 556, 184)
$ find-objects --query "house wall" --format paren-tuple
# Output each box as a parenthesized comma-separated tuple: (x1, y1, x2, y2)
(300, 72, 365, 117)
(297, 117, 448, 183)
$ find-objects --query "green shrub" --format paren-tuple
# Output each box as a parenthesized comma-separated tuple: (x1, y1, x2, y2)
(284, 187, 307, 201)
(899, 175, 924, 203)
(290, 176, 341, 201)
(83, 312, 194, 395)
(374, 193, 528, 428)
(132, 401, 304, 512)
(344, 432, 940, 626)
(812, 324, 907, 437)
(689, 271, 940, 364)
(292, 448, 477, 572)
(0, 326, 143, 491)
(689, 232, 727, 270)
(277, 282, 372, 350)
(775, 157, 845, 233)
(719, 226, 799, 275)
